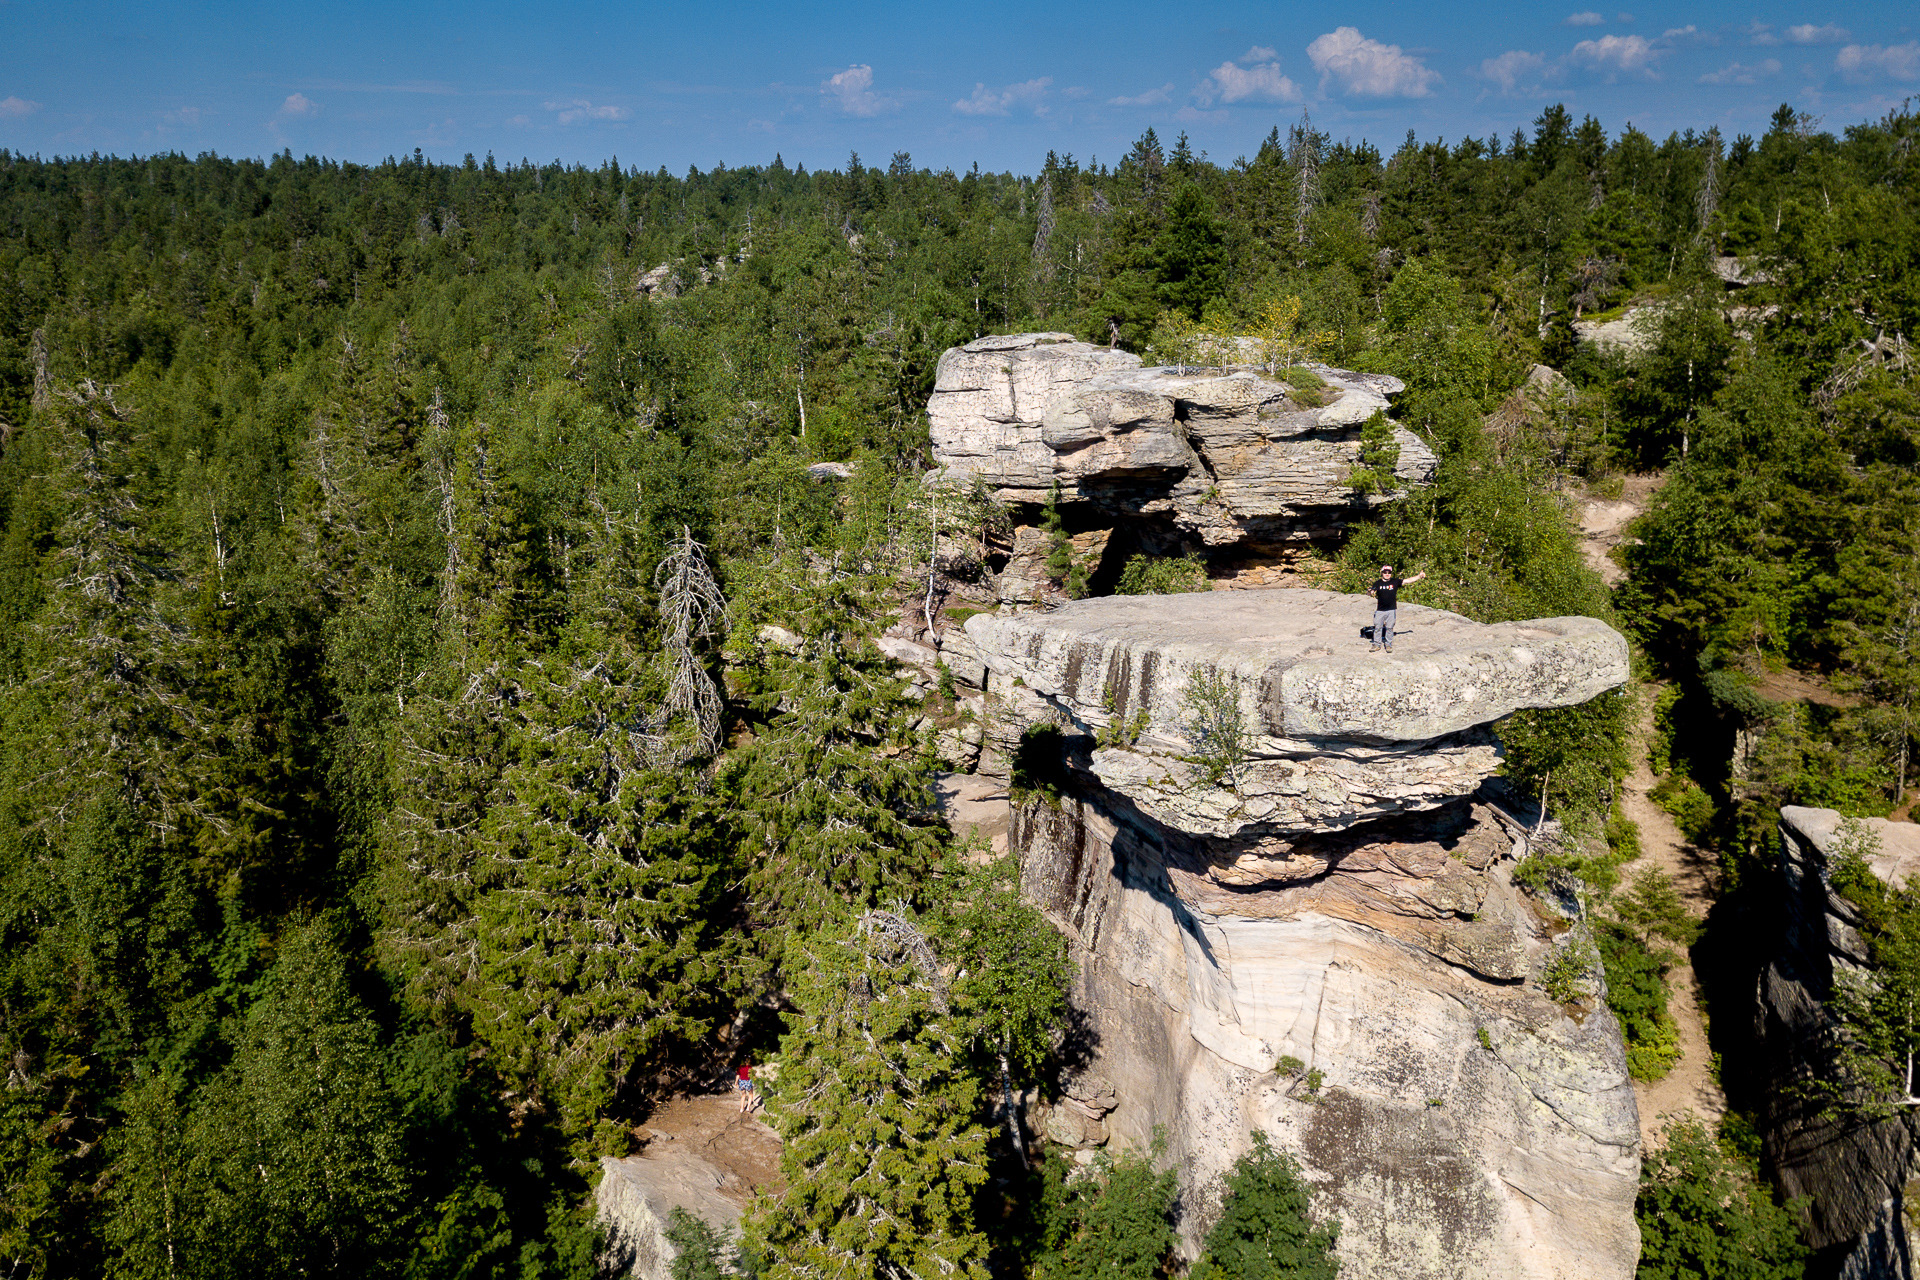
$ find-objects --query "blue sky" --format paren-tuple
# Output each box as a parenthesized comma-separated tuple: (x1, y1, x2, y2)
(2, 1, 1915, 173)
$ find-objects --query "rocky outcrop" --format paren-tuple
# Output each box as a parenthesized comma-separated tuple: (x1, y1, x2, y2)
(968, 591, 1627, 840)
(595, 1096, 784, 1280)
(1757, 807, 1920, 1279)
(970, 590, 1640, 1279)
(928, 334, 1435, 550)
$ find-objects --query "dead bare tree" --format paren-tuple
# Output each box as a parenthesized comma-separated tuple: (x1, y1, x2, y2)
(655, 525, 727, 756)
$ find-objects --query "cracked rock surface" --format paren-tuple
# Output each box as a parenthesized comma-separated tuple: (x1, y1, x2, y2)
(927, 333, 1435, 546)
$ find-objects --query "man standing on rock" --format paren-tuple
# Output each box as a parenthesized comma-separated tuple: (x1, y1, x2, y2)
(1369, 564, 1424, 653)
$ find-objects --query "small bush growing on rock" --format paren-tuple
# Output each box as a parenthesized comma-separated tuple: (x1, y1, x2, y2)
(1538, 936, 1597, 1004)
(1348, 410, 1402, 495)
(1274, 1055, 1305, 1077)
(1183, 669, 1247, 790)
(1476, 1026, 1493, 1051)
(1115, 553, 1208, 596)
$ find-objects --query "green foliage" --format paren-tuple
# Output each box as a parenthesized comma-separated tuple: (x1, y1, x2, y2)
(1635, 1119, 1808, 1280)
(1538, 935, 1597, 1004)
(1040, 485, 1088, 598)
(1649, 775, 1717, 846)
(1037, 1147, 1176, 1280)
(1183, 667, 1247, 790)
(1347, 410, 1401, 496)
(1499, 689, 1633, 833)
(1595, 920, 1682, 1082)
(1114, 553, 1208, 596)
(748, 919, 990, 1280)
(1190, 1132, 1339, 1280)
(667, 1207, 729, 1280)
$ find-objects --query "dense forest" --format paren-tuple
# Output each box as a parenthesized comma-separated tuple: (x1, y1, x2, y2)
(0, 95, 1915, 1279)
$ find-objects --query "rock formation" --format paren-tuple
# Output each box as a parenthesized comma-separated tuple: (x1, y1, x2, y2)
(965, 589, 1640, 1279)
(1757, 806, 1920, 1278)
(927, 333, 1436, 553)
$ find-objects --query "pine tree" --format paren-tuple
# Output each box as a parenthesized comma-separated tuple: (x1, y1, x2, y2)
(748, 915, 990, 1280)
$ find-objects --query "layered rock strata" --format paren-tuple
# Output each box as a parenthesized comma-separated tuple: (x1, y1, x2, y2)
(1757, 807, 1920, 1279)
(967, 590, 1639, 1280)
(967, 590, 1628, 839)
(928, 333, 1436, 549)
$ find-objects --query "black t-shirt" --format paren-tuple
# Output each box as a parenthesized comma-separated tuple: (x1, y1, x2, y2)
(1370, 576, 1402, 610)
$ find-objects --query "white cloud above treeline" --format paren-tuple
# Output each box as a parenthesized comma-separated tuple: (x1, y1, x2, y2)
(1307, 27, 1439, 97)
(0, 96, 40, 118)
(1196, 49, 1302, 105)
(544, 99, 629, 124)
(952, 78, 1051, 116)
(1565, 12, 1604, 26)
(822, 64, 891, 117)
(1836, 41, 1920, 82)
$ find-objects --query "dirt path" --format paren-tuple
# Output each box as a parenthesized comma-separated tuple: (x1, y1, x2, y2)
(1618, 712, 1728, 1148)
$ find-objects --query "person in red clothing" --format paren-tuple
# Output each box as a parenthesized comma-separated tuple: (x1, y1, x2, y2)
(736, 1061, 754, 1112)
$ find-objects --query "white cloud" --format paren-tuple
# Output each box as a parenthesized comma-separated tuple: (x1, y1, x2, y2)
(0, 96, 42, 118)
(507, 114, 530, 126)
(1244, 45, 1278, 61)
(1836, 41, 1920, 82)
(822, 64, 889, 117)
(1700, 58, 1781, 84)
(544, 99, 630, 124)
(1787, 23, 1849, 44)
(1107, 82, 1174, 107)
(1568, 33, 1661, 77)
(1565, 11, 1604, 25)
(1307, 27, 1440, 97)
(1660, 25, 1703, 42)
(161, 106, 201, 126)
(1197, 59, 1302, 105)
(1481, 49, 1550, 94)
(279, 92, 318, 117)
(952, 77, 1052, 116)
(1745, 22, 1780, 45)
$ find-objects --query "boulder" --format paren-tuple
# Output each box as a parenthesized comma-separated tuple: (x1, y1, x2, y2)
(928, 334, 1435, 549)
(970, 589, 1639, 1279)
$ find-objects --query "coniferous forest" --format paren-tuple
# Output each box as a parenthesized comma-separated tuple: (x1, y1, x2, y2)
(0, 100, 1917, 1279)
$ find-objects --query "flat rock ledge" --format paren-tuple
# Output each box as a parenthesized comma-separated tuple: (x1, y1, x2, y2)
(928, 333, 1435, 547)
(966, 590, 1628, 839)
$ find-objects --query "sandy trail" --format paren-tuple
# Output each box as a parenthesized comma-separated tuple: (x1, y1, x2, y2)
(1618, 715, 1728, 1148)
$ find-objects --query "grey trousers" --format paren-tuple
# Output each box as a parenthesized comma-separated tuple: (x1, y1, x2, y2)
(1373, 609, 1397, 648)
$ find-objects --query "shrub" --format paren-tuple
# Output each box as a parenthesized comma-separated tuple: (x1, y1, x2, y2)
(1182, 668, 1246, 789)
(1189, 1132, 1338, 1280)
(1650, 774, 1716, 845)
(1115, 553, 1208, 596)
(1636, 1119, 1808, 1280)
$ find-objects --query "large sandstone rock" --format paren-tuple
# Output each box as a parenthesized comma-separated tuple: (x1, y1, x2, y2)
(966, 590, 1628, 839)
(928, 334, 1435, 548)
(1756, 807, 1920, 1278)
(973, 591, 1639, 1279)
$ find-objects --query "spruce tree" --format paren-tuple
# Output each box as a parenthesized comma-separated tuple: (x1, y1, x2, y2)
(748, 915, 990, 1280)
(725, 566, 947, 940)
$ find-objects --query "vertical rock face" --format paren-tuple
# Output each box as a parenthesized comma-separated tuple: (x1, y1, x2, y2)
(927, 333, 1435, 549)
(1759, 807, 1920, 1278)
(968, 592, 1640, 1279)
